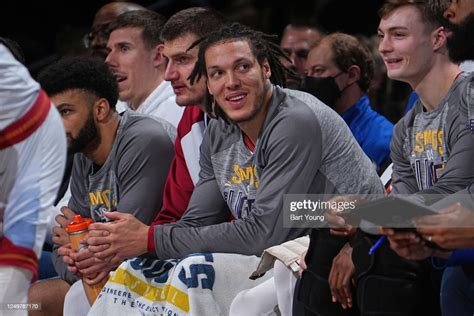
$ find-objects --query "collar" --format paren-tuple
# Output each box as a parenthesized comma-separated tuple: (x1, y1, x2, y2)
(341, 95, 369, 124)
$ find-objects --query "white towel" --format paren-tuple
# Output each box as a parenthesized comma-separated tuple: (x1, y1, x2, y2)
(88, 253, 271, 316)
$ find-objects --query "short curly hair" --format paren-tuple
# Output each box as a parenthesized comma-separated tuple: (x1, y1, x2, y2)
(38, 56, 119, 109)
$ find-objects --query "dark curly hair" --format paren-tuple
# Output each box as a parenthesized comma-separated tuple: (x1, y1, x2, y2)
(189, 22, 291, 119)
(38, 56, 118, 109)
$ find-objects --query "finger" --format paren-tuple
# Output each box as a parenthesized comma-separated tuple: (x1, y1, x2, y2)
(414, 214, 444, 226)
(326, 211, 346, 227)
(94, 247, 118, 260)
(88, 244, 110, 253)
(62, 255, 75, 266)
(75, 257, 97, 270)
(52, 226, 67, 236)
(60, 207, 77, 220)
(79, 262, 108, 276)
(67, 265, 78, 274)
(87, 235, 112, 246)
(55, 214, 70, 228)
(334, 272, 345, 307)
(87, 229, 110, 238)
(341, 271, 353, 308)
(438, 203, 462, 214)
(71, 249, 96, 263)
(416, 226, 442, 236)
(88, 222, 113, 232)
(328, 265, 337, 303)
(389, 232, 419, 242)
(103, 212, 128, 221)
(84, 271, 110, 285)
(109, 255, 122, 266)
(57, 245, 72, 256)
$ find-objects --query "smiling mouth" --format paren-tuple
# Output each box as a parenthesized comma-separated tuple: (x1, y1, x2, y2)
(385, 58, 403, 66)
(225, 93, 247, 107)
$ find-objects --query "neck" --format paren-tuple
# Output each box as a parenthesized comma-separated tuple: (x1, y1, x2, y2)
(84, 112, 120, 166)
(412, 61, 461, 112)
(129, 72, 164, 110)
(238, 85, 273, 144)
(335, 85, 363, 114)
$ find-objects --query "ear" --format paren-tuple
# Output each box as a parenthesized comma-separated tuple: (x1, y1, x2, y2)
(432, 26, 447, 51)
(153, 44, 165, 67)
(93, 98, 111, 122)
(346, 65, 361, 85)
(262, 58, 272, 79)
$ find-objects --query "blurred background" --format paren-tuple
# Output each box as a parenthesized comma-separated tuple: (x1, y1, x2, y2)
(2, 0, 411, 121)
(0, 0, 384, 75)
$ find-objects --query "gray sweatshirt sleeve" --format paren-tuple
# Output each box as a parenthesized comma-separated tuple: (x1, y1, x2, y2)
(52, 155, 88, 284)
(113, 121, 174, 224)
(390, 119, 420, 194)
(153, 110, 321, 259)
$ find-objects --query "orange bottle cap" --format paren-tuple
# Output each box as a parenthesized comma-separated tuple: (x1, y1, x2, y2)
(66, 215, 93, 233)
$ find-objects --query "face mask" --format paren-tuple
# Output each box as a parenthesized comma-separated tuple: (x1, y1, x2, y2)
(300, 73, 342, 108)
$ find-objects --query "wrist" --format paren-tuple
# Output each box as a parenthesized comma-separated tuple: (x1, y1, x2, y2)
(138, 225, 150, 255)
(147, 224, 156, 253)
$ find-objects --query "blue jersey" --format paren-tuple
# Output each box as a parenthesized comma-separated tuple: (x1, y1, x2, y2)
(341, 95, 393, 170)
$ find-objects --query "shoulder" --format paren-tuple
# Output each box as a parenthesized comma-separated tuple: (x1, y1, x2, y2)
(119, 111, 174, 147)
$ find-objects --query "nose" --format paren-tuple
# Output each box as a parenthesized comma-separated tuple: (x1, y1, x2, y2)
(225, 72, 241, 90)
(378, 36, 392, 55)
(164, 61, 178, 82)
(104, 49, 115, 67)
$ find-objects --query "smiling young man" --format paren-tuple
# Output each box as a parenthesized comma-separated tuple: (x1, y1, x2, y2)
(84, 21, 383, 315)
(343, 1, 474, 315)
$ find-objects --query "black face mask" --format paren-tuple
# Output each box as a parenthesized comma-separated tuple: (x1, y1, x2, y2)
(300, 75, 342, 108)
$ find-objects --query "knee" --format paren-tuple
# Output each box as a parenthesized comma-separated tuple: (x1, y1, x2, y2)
(229, 289, 269, 316)
(28, 278, 70, 316)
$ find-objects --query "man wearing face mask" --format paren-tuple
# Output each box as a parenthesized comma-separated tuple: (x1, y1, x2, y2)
(303, 32, 393, 172)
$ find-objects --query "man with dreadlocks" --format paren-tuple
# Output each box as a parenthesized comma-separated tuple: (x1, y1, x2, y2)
(87, 22, 384, 314)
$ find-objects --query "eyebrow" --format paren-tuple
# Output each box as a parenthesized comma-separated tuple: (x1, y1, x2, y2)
(378, 26, 409, 33)
(207, 57, 251, 70)
(165, 51, 190, 59)
(55, 103, 73, 109)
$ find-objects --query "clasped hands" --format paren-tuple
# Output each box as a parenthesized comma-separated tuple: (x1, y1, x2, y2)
(53, 208, 150, 284)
